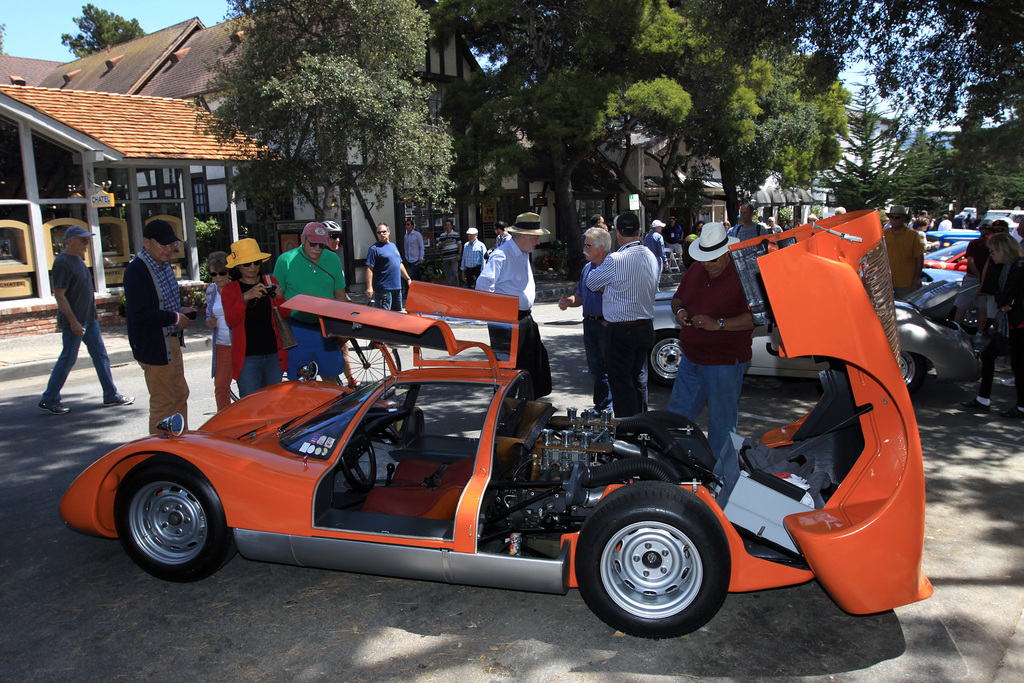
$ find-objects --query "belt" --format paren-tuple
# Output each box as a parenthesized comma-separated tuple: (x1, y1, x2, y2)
(518, 309, 532, 320)
(585, 315, 604, 321)
(607, 319, 649, 325)
(166, 331, 182, 338)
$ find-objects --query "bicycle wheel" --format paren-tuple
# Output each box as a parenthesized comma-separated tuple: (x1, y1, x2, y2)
(349, 340, 401, 384)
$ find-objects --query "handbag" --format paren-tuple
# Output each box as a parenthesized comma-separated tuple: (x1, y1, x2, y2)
(265, 275, 297, 350)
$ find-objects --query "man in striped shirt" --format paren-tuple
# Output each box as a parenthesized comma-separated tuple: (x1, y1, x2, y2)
(461, 227, 487, 288)
(586, 212, 659, 417)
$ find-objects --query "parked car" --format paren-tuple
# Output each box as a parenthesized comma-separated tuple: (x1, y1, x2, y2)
(651, 267, 979, 394)
(923, 243, 968, 271)
(924, 228, 978, 248)
(61, 216, 932, 639)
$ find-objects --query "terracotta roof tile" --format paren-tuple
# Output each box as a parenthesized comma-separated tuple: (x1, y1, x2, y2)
(0, 85, 256, 161)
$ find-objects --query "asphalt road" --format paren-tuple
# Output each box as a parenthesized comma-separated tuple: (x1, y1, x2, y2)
(1, 301, 1022, 681)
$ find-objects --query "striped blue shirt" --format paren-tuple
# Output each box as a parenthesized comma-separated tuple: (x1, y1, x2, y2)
(585, 239, 658, 322)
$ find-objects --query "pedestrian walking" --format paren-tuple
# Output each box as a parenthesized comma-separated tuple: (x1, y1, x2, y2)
(204, 251, 233, 411)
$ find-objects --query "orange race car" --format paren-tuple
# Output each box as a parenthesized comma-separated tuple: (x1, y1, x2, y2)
(60, 209, 931, 638)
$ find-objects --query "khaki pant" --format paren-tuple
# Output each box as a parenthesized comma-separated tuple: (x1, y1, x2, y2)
(140, 336, 190, 434)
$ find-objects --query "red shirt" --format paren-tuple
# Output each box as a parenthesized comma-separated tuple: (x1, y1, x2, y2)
(964, 234, 989, 277)
(672, 259, 753, 365)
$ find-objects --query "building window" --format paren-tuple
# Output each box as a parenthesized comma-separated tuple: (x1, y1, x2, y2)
(192, 175, 209, 215)
(137, 168, 183, 200)
(32, 134, 83, 200)
(0, 117, 25, 200)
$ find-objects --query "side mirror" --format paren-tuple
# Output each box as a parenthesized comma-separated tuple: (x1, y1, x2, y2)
(156, 413, 185, 437)
(297, 362, 319, 382)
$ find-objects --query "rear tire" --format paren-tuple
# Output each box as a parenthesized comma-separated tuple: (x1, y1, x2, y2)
(649, 331, 681, 387)
(899, 351, 927, 395)
(576, 482, 730, 638)
(115, 457, 236, 582)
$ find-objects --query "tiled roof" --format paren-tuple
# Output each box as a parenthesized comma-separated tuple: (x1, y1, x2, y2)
(37, 20, 201, 95)
(0, 55, 63, 86)
(0, 85, 256, 161)
(139, 18, 248, 99)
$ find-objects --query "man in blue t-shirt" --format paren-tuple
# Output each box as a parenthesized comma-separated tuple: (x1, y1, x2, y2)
(365, 222, 411, 311)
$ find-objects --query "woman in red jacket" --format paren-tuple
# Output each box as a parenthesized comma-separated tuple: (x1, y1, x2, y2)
(223, 239, 289, 397)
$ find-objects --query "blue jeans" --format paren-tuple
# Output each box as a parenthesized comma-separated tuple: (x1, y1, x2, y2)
(582, 317, 612, 411)
(237, 353, 283, 397)
(42, 319, 119, 403)
(374, 289, 403, 311)
(286, 321, 345, 380)
(667, 351, 750, 467)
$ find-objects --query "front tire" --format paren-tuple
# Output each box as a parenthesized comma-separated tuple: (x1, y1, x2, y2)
(576, 482, 730, 638)
(115, 457, 236, 582)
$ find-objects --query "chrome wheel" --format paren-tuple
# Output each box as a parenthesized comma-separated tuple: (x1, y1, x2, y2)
(127, 480, 209, 565)
(599, 521, 703, 619)
(649, 333, 681, 386)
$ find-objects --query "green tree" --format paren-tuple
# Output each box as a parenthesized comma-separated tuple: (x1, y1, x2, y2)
(945, 125, 1024, 210)
(820, 89, 910, 212)
(435, 0, 683, 274)
(210, 0, 454, 232)
(61, 4, 145, 58)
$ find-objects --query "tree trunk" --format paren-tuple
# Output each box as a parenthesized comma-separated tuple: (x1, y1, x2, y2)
(552, 152, 586, 280)
(720, 159, 740, 225)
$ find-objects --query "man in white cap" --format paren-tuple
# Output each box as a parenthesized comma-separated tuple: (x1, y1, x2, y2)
(644, 219, 666, 274)
(39, 225, 133, 415)
(461, 227, 487, 289)
(476, 212, 552, 398)
(586, 212, 659, 417)
(273, 221, 347, 382)
(667, 222, 754, 465)
(883, 204, 924, 299)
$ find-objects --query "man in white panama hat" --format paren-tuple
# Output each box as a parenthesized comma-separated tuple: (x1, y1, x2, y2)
(476, 211, 552, 398)
(667, 222, 754, 465)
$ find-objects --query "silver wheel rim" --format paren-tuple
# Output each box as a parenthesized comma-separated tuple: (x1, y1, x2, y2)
(899, 352, 917, 386)
(652, 338, 681, 381)
(599, 521, 703, 619)
(128, 480, 208, 565)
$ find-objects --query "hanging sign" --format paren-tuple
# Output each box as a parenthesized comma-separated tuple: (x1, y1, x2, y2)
(89, 191, 115, 208)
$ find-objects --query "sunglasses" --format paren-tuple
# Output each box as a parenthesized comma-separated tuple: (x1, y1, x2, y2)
(305, 242, 326, 250)
(583, 243, 596, 249)
(210, 270, 228, 277)
(377, 230, 389, 234)
(239, 261, 260, 268)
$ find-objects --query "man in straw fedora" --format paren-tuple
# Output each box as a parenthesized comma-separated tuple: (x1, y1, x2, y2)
(667, 222, 755, 466)
(476, 211, 552, 398)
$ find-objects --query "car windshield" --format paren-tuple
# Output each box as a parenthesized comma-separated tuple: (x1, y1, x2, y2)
(927, 244, 966, 262)
(279, 382, 382, 459)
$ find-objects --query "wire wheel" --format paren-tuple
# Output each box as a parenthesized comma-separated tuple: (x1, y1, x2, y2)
(350, 341, 401, 385)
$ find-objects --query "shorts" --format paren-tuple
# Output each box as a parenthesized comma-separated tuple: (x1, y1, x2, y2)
(287, 320, 345, 379)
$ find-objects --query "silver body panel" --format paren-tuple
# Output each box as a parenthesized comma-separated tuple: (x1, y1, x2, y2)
(234, 528, 571, 595)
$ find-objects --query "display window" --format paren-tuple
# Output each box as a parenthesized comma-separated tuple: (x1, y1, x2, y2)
(32, 134, 84, 200)
(0, 117, 25, 200)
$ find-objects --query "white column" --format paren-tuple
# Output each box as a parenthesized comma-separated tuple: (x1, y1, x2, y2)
(19, 121, 51, 300)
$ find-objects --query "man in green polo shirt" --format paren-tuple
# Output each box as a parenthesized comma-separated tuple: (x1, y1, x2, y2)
(273, 222, 347, 382)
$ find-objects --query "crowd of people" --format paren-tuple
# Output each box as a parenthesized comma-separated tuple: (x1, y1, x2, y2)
(37, 203, 1024, 445)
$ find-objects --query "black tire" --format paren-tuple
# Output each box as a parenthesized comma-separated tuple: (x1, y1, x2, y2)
(576, 481, 730, 638)
(649, 330, 681, 387)
(340, 428, 377, 492)
(114, 457, 236, 582)
(899, 351, 927, 395)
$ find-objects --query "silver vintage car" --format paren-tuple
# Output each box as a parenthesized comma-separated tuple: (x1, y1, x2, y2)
(650, 289, 979, 394)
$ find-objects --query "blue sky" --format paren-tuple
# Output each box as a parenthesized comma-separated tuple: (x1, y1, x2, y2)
(3, 1, 231, 62)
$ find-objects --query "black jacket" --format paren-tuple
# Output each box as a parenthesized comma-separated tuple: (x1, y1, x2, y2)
(124, 256, 180, 366)
(996, 257, 1024, 329)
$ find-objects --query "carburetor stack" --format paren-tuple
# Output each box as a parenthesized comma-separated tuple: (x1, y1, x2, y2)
(530, 407, 617, 480)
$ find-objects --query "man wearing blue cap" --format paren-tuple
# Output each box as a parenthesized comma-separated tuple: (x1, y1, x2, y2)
(39, 225, 133, 415)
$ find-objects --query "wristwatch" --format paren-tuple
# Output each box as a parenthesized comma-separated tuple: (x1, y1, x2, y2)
(718, 318, 726, 331)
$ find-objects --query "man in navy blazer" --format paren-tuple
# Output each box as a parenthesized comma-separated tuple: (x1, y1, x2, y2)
(124, 220, 196, 433)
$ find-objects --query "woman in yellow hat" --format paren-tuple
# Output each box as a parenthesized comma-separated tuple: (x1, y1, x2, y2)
(222, 238, 290, 397)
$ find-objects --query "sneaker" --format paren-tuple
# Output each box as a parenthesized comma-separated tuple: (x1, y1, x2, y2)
(38, 401, 70, 415)
(103, 394, 135, 406)
(347, 378, 358, 389)
(958, 397, 990, 412)
(1002, 377, 1016, 387)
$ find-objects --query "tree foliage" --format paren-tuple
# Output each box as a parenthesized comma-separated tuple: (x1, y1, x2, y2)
(434, 0, 662, 273)
(211, 0, 453, 231)
(819, 89, 910, 212)
(61, 4, 145, 58)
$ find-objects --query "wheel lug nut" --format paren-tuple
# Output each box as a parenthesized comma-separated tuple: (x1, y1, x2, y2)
(645, 543, 652, 549)
(633, 555, 640, 562)
(643, 571, 649, 577)
(661, 568, 667, 574)
(662, 550, 668, 556)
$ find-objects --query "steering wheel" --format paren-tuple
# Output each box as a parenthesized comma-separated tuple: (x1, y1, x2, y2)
(340, 427, 377, 493)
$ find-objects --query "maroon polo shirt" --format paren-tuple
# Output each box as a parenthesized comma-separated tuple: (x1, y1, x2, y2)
(672, 259, 753, 365)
